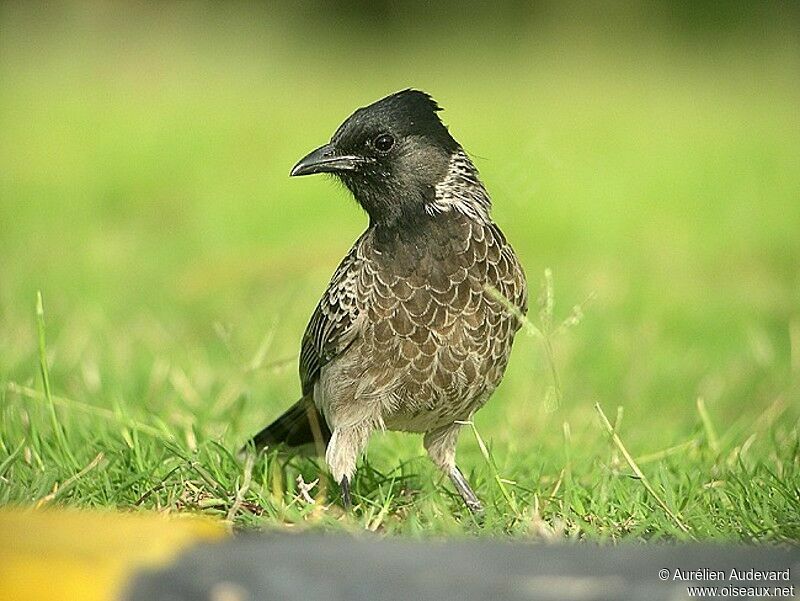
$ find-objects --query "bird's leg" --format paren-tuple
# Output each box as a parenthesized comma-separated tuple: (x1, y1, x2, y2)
(449, 465, 483, 514)
(340, 475, 352, 510)
(325, 423, 372, 510)
(424, 423, 484, 514)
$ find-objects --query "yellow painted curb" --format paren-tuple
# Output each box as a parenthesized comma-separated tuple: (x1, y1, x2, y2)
(0, 508, 228, 601)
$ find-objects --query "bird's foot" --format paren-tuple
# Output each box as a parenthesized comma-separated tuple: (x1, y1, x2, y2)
(340, 476, 352, 510)
(449, 465, 484, 515)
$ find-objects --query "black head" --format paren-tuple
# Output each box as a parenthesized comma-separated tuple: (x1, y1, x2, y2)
(290, 89, 461, 226)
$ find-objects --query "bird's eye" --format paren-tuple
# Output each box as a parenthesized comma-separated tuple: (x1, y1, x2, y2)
(373, 133, 395, 152)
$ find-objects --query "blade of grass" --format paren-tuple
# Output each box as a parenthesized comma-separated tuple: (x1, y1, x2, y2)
(697, 397, 720, 455)
(34, 452, 105, 507)
(7, 382, 173, 442)
(0, 441, 25, 480)
(36, 291, 79, 470)
(635, 438, 699, 464)
(226, 452, 255, 523)
(458, 420, 519, 516)
(485, 281, 561, 410)
(594, 403, 692, 536)
(484, 284, 542, 339)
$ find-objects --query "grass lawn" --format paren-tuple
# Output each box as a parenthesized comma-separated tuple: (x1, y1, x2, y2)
(1, 5, 798, 541)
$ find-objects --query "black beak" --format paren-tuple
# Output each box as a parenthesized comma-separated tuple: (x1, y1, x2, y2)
(290, 143, 366, 177)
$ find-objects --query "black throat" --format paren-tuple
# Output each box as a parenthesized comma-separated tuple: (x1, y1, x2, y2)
(370, 205, 466, 258)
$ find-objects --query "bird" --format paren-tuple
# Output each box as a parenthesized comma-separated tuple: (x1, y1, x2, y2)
(244, 89, 527, 513)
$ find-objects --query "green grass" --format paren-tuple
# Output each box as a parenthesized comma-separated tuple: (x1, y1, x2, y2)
(1, 5, 799, 542)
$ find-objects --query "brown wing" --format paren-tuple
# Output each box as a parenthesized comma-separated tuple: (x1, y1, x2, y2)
(299, 234, 366, 396)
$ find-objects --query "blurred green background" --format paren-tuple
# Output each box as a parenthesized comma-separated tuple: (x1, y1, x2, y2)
(0, 2, 798, 536)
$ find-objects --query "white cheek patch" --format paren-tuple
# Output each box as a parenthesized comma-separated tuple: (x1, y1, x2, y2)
(428, 150, 492, 222)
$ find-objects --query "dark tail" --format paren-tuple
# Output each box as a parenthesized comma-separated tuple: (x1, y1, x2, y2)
(242, 396, 330, 455)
